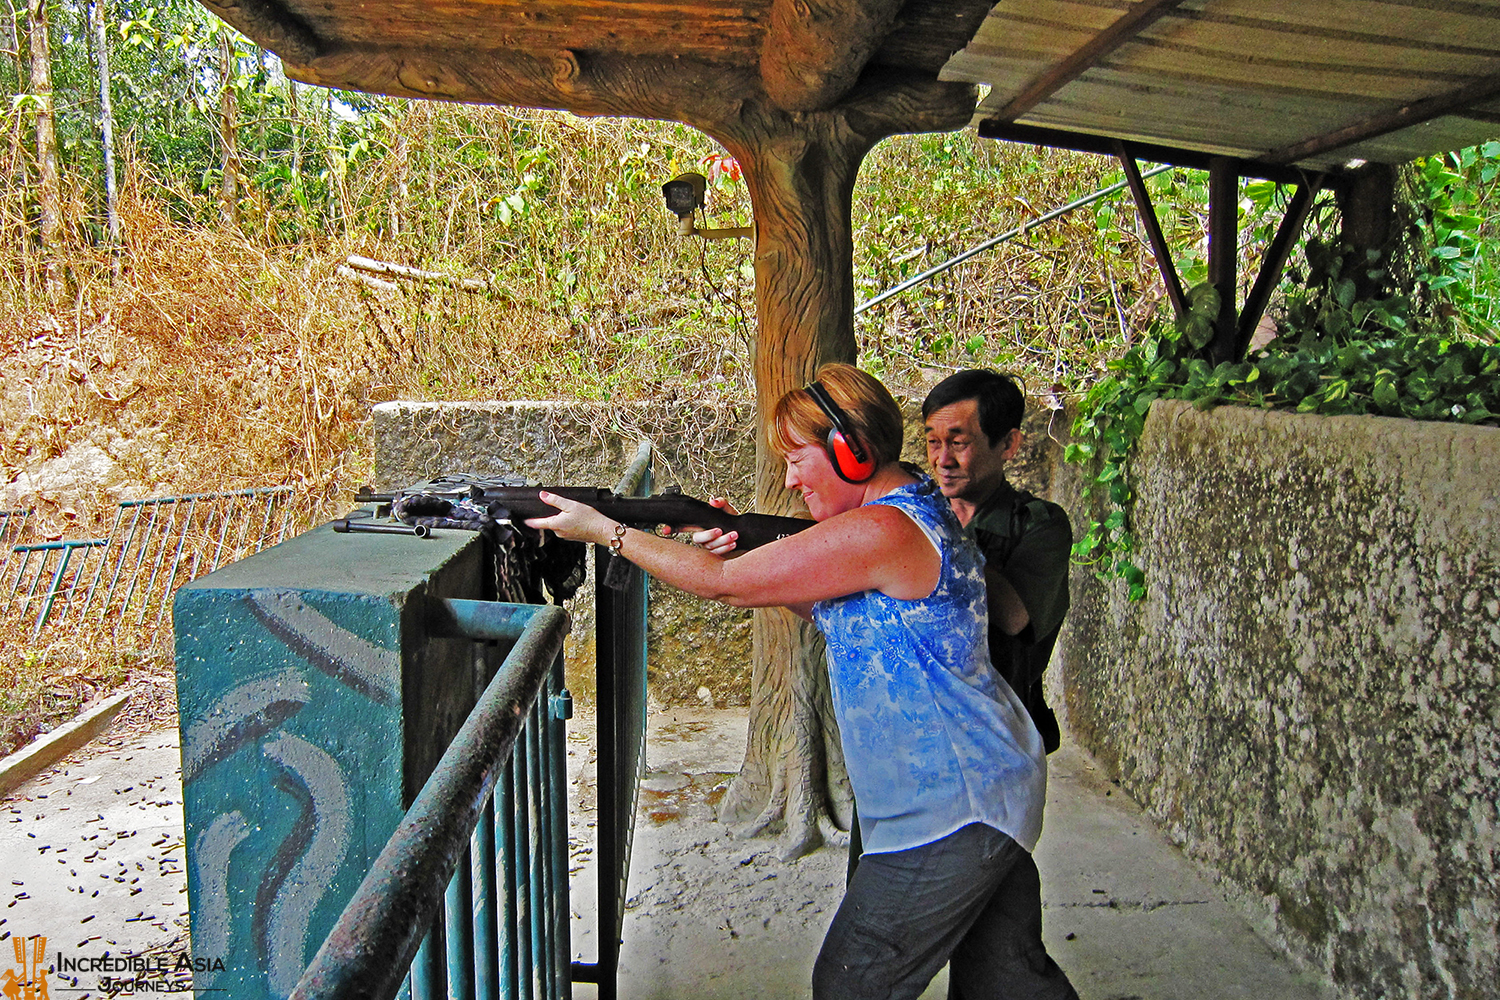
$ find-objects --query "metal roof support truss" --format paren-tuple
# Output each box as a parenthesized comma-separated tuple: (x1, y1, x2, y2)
(1114, 151, 1323, 365)
(1116, 143, 1187, 323)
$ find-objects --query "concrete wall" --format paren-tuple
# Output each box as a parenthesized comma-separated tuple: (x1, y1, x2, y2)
(373, 399, 759, 708)
(1054, 400, 1499, 1000)
(371, 398, 1060, 707)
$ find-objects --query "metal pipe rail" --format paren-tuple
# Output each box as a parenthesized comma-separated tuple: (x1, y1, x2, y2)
(854, 163, 1174, 314)
(290, 603, 571, 1000)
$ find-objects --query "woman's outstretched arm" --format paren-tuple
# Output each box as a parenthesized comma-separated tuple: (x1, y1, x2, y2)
(526, 491, 937, 610)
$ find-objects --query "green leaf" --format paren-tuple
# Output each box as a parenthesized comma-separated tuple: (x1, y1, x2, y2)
(1183, 316, 1214, 350)
(1062, 443, 1094, 463)
(1148, 358, 1177, 381)
(1334, 278, 1357, 310)
(1072, 531, 1108, 561)
(1186, 283, 1221, 319)
(1405, 372, 1435, 402)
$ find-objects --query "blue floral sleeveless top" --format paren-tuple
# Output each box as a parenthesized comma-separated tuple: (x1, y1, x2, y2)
(813, 479, 1047, 854)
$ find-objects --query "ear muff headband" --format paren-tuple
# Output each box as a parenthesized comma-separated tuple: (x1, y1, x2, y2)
(806, 381, 877, 483)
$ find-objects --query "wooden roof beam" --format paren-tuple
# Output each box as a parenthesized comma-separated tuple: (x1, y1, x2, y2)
(1265, 71, 1500, 166)
(1204, 156, 1238, 366)
(198, 0, 320, 67)
(1115, 142, 1188, 322)
(1236, 177, 1321, 359)
(285, 45, 759, 124)
(760, 0, 907, 111)
(986, 0, 1190, 122)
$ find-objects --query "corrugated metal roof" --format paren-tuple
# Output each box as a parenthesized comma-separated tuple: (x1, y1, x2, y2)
(942, 0, 1500, 170)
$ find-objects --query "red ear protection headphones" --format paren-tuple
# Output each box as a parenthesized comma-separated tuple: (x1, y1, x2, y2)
(805, 381, 877, 483)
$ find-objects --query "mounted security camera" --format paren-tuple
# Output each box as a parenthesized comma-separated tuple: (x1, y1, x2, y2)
(662, 172, 707, 230)
(660, 171, 753, 241)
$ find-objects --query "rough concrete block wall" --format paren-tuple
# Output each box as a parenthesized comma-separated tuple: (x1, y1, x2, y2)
(1054, 400, 1499, 1000)
(371, 398, 1060, 708)
(373, 400, 760, 707)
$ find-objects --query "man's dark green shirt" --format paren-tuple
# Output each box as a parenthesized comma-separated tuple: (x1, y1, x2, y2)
(968, 480, 1072, 753)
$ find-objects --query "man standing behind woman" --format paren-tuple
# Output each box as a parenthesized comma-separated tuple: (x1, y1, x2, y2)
(923, 369, 1073, 753)
(529, 364, 1077, 1000)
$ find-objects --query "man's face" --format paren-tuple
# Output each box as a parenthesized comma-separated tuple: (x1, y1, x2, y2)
(924, 398, 1020, 503)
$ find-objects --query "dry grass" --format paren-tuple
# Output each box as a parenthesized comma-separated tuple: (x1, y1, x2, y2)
(0, 113, 760, 751)
(0, 112, 1173, 753)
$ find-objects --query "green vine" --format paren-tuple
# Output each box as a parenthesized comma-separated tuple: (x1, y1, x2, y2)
(1066, 250, 1500, 601)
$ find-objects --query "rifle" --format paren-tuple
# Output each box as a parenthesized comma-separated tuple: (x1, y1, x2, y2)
(354, 481, 812, 552)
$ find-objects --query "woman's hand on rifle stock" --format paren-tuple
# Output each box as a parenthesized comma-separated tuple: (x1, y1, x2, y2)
(688, 497, 741, 556)
(525, 491, 616, 545)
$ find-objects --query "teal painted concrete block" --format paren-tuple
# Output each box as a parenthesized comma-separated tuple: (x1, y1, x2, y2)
(174, 521, 490, 999)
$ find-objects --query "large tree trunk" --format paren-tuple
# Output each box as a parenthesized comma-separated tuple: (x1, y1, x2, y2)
(27, 0, 60, 292)
(705, 82, 965, 857)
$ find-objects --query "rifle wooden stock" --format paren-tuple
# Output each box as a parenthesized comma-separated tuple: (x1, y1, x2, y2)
(356, 485, 813, 551)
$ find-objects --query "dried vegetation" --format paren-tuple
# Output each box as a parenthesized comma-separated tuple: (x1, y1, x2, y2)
(0, 109, 1173, 754)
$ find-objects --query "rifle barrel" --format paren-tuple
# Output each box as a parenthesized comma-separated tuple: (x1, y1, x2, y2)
(351, 484, 813, 551)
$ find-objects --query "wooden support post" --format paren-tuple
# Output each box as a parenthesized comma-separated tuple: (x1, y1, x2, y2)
(1206, 157, 1240, 365)
(1236, 178, 1323, 357)
(1116, 143, 1188, 322)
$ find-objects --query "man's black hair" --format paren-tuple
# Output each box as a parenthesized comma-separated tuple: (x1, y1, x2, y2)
(921, 369, 1026, 446)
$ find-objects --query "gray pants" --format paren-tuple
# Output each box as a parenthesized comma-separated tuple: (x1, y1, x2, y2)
(814, 823, 1078, 1000)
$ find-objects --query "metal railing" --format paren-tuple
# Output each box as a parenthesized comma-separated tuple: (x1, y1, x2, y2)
(854, 163, 1175, 314)
(573, 442, 652, 1000)
(1, 486, 293, 644)
(0, 508, 34, 587)
(290, 602, 573, 1000)
(292, 442, 654, 1000)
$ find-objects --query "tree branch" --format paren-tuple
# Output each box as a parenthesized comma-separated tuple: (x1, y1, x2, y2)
(759, 0, 904, 112)
(292, 45, 753, 127)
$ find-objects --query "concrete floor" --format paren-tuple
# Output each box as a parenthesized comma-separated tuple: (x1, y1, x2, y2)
(580, 707, 1334, 1000)
(0, 723, 191, 995)
(1, 706, 1333, 1000)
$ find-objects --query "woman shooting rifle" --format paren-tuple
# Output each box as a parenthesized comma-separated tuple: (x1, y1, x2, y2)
(528, 363, 1076, 1000)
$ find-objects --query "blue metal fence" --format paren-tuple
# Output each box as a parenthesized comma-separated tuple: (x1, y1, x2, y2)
(289, 602, 572, 1000)
(573, 444, 652, 1000)
(1, 486, 293, 644)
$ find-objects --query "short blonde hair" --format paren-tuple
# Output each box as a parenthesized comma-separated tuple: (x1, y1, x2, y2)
(769, 363, 903, 465)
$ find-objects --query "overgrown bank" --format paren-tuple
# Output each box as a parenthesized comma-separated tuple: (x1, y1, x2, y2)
(0, 116, 1161, 754)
